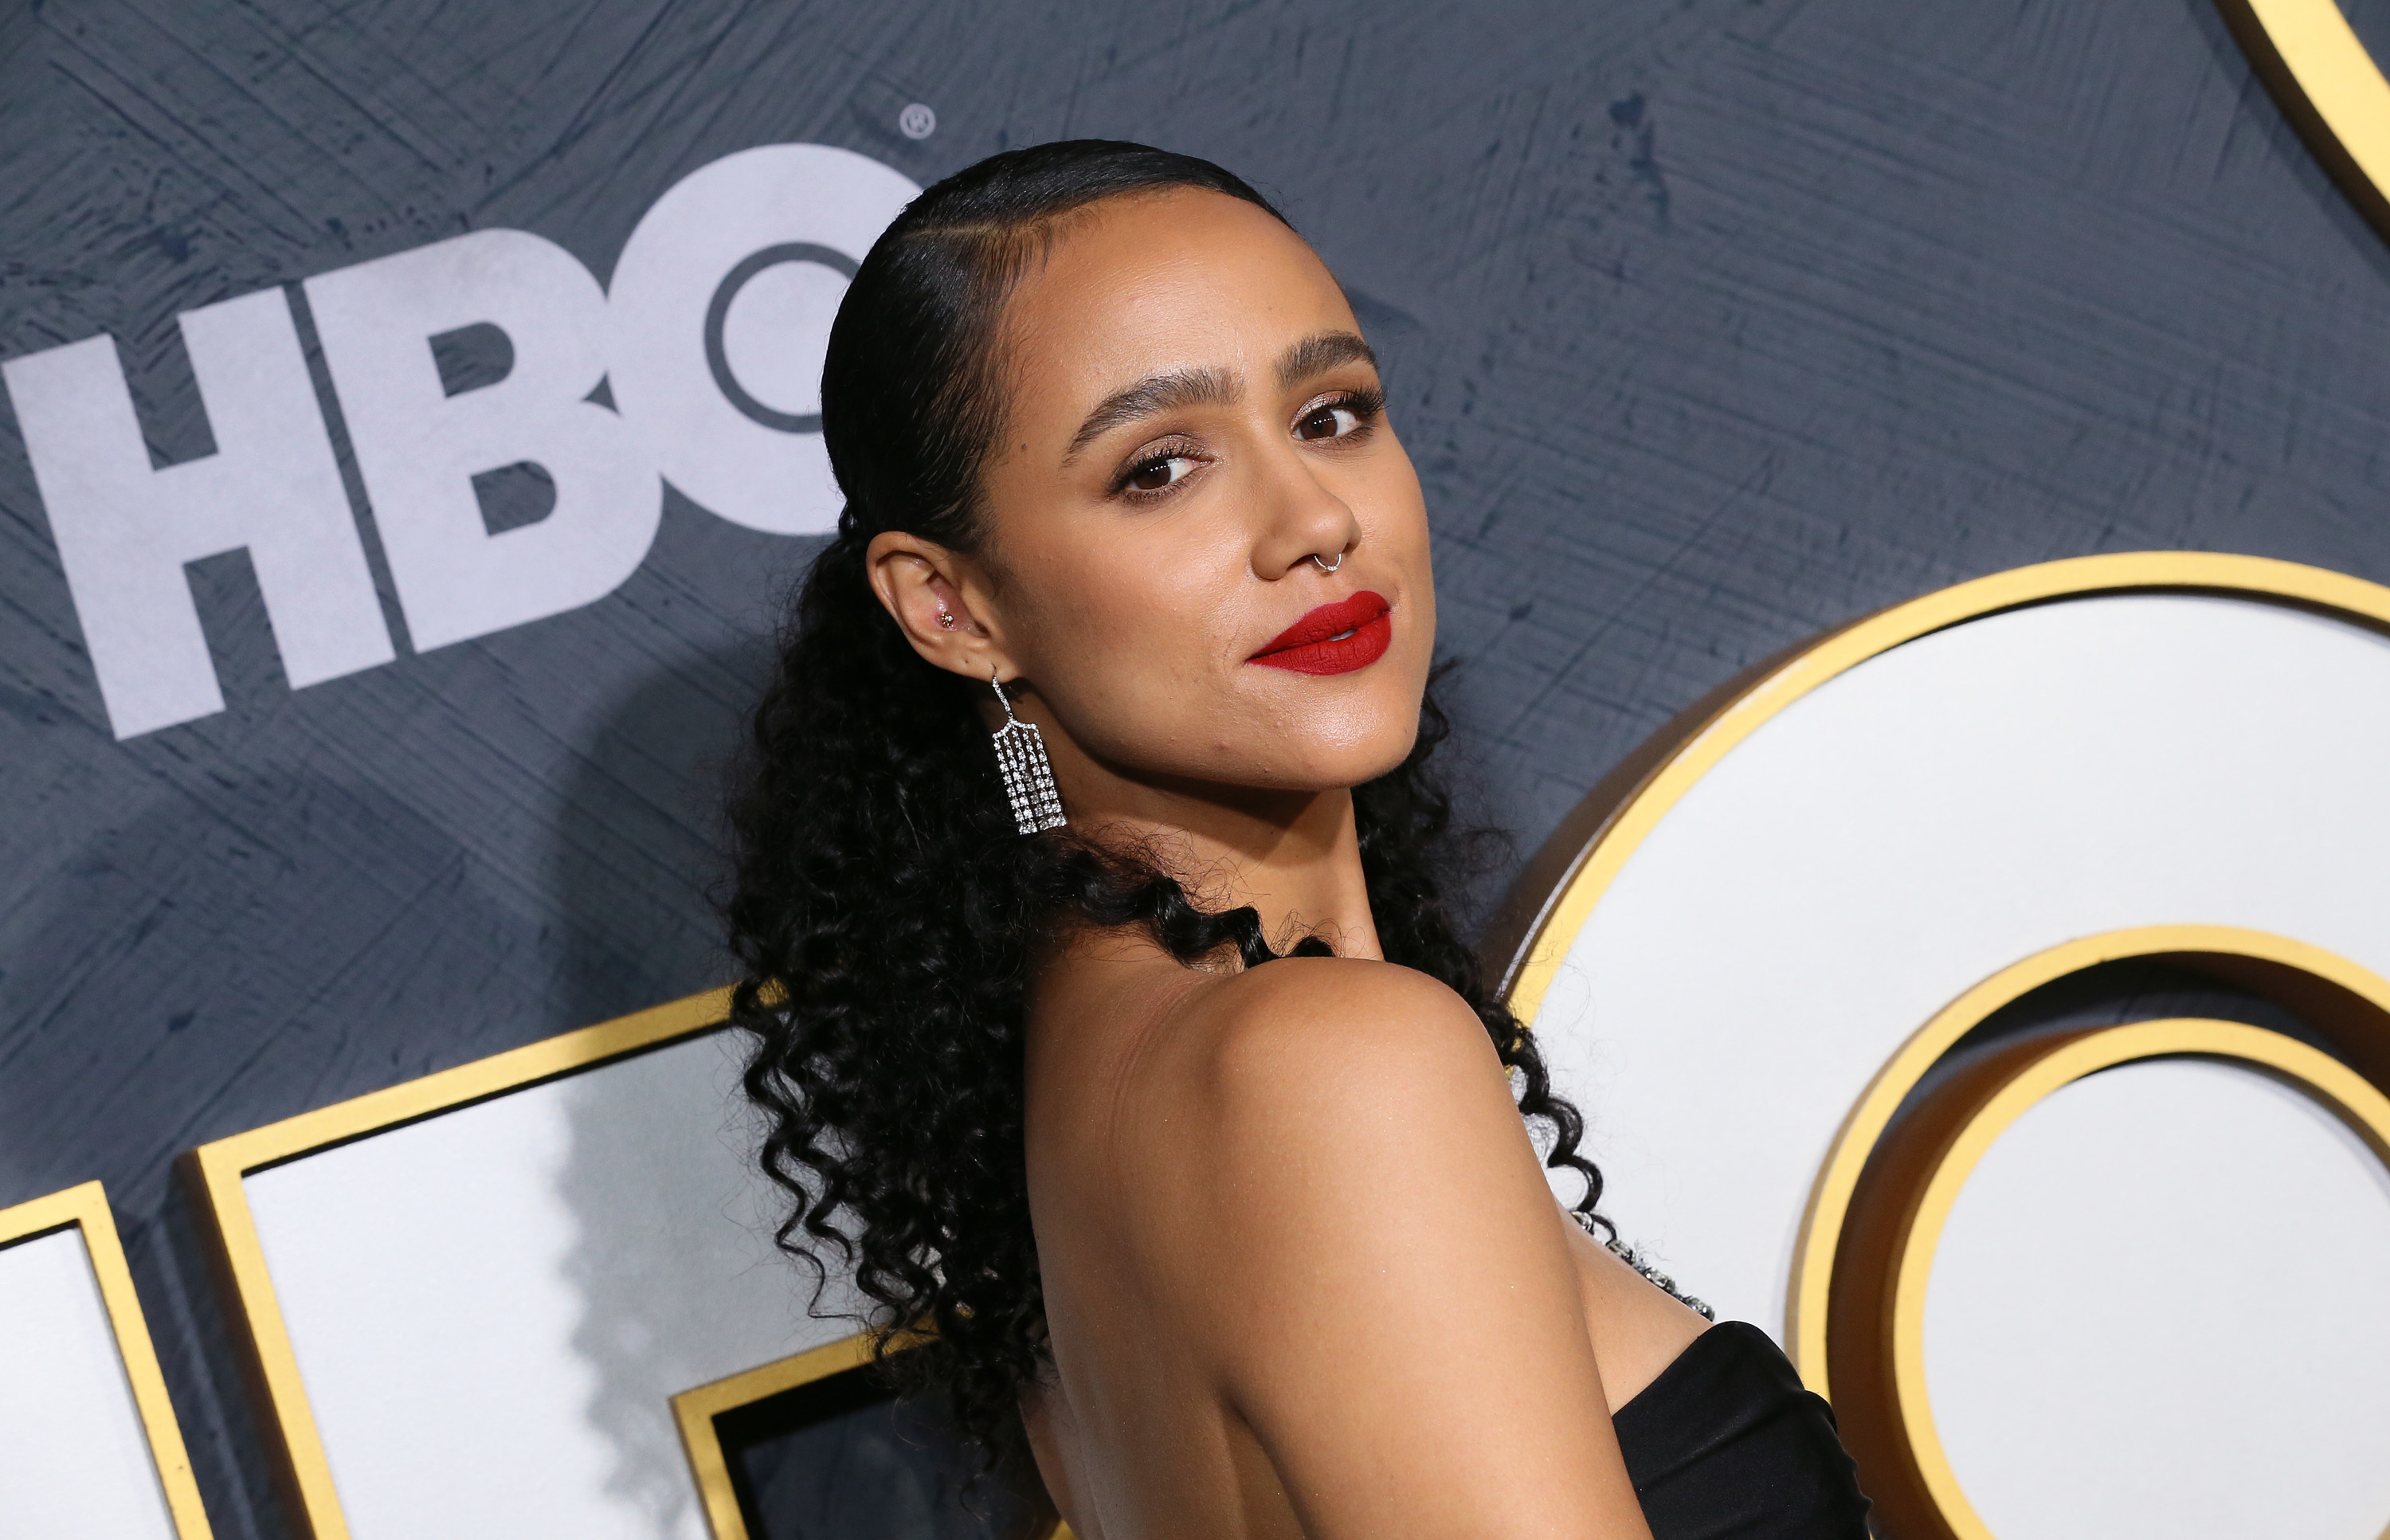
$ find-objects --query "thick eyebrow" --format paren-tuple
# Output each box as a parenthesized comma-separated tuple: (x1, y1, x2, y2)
(1061, 332, 1377, 464)
(1064, 366, 1240, 460)
(1276, 329, 1377, 390)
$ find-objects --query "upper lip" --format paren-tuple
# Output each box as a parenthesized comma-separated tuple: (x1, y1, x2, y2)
(1250, 590, 1392, 659)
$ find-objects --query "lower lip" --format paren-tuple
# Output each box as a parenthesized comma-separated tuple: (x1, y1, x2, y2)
(1248, 611, 1394, 675)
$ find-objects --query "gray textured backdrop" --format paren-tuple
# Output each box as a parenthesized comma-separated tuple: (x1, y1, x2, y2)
(3, 0, 2388, 1532)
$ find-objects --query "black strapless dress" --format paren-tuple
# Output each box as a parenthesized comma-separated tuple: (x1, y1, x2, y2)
(1611, 1322, 1872, 1538)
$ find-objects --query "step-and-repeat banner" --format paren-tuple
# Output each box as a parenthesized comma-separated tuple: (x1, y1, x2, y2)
(6, 2, 2390, 1538)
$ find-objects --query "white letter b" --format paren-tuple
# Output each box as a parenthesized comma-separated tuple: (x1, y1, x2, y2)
(305, 230, 659, 653)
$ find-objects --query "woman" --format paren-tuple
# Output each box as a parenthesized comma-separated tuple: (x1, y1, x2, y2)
(726, 140, 1870, 1538)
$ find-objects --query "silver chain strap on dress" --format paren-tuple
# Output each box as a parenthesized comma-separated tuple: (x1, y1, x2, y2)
(1573, 1209, 1714, 1321)
(989, 670, 1065, 836)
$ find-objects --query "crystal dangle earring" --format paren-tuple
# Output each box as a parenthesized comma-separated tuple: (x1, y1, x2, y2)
(989, 669, 1066, 835)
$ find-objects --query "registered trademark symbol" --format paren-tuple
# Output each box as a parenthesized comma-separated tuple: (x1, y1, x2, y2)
(899, 103, 936, 140)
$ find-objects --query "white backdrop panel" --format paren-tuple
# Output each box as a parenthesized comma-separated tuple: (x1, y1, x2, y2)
(245, 1029, 849, 1540)
(1929, 1059, 2390, 1539)
(1538, 594, 2390, 1315)
(0, 1225, 178, 1540)
(1533, 592, 2390, 1522)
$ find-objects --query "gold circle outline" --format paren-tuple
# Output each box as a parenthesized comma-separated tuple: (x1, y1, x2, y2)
(1483, 555, 2390, 1537)
(1496, 552, 2390, 1030)
(1795, 926, 2390, 1405)
(1882, 1017, 2390, 1540)
(2221, 0, 2390, 238)
(1487, 553, 2390, 1359)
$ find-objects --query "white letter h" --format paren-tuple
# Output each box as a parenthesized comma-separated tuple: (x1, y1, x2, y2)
(2, 288, 394, 739)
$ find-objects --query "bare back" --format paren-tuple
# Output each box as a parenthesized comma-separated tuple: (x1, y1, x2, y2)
(1020, 941, 1710, 1540)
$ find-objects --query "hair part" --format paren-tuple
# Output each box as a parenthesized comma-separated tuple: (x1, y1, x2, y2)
(817, 141, 1294, 558)
(724, 139, 1605, 1477)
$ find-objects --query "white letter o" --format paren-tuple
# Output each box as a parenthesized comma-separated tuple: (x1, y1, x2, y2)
(605, 143, 919, 536)
(1496, 553, 2390, 1538)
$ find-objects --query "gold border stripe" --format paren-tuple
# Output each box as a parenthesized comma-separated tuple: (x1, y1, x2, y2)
(670, 1334, 1072, 1540)
(672, 1333, 878, 1540)
(2224, 0, 2390, 230)
(1499, 551, 2390, 1029)
(184, 986, 734, 1540)
(199, 986, 735, 1177)
(1888, 1018, 2390, 1539)
(0, 1181, 215, 1540)
(1787, 924, 2390, 1404)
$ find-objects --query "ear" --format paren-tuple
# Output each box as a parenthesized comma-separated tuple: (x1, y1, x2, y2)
(865, 530, 1013, 682)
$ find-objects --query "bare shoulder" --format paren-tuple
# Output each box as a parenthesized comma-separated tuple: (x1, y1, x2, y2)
(1122, 957, 1647, 1535)
(1129, 956, 1544, 1265)
(1051, 955, 1671, 1534)
(1166, 954, 1507, 1117)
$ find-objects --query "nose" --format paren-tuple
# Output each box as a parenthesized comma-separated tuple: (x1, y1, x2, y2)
(1249, 445, 1362, 581)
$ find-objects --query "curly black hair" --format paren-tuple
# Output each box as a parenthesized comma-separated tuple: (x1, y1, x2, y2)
(723, 139, 1605, 1471)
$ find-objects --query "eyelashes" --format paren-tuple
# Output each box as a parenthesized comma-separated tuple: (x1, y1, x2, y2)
(1113, 433, 1205, 495)
(1306, 385, 1386, 434)
(1107, 387, 1386, 500)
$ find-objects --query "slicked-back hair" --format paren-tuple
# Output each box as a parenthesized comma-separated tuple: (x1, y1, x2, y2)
(723, 139, 1606, 1473)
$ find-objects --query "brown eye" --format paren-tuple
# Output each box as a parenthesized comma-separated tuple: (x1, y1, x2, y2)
(1125, 453, 1193, 492)
(1295, 403, 1361, 441)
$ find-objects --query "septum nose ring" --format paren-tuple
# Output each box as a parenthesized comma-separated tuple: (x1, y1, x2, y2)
(1311, 551, 1345, 574)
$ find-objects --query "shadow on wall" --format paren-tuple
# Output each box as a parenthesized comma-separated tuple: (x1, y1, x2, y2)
(552, 1030, 1042, 1538)
(547, 615, 782, 1536)
(552, 1025, 803, 1538)
(543, 623, 782, 1040)
(542, 612, 805, 1537)
(541, 570, 1048, 1538)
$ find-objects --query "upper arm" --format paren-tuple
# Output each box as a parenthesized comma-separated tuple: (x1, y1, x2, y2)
(1158, 960, 1652, 1540)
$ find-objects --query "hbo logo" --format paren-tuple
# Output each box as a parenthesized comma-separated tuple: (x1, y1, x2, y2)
(1, 144, 917, 739)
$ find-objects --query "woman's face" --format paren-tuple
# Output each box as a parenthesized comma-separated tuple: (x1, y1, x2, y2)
(874, 187, 1436, 805)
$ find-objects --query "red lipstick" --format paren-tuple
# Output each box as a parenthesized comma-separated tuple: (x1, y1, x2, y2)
(1249, 590, 1393, 675)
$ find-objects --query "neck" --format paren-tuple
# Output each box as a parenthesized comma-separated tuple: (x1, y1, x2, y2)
(1044, 738, 1383, 962)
